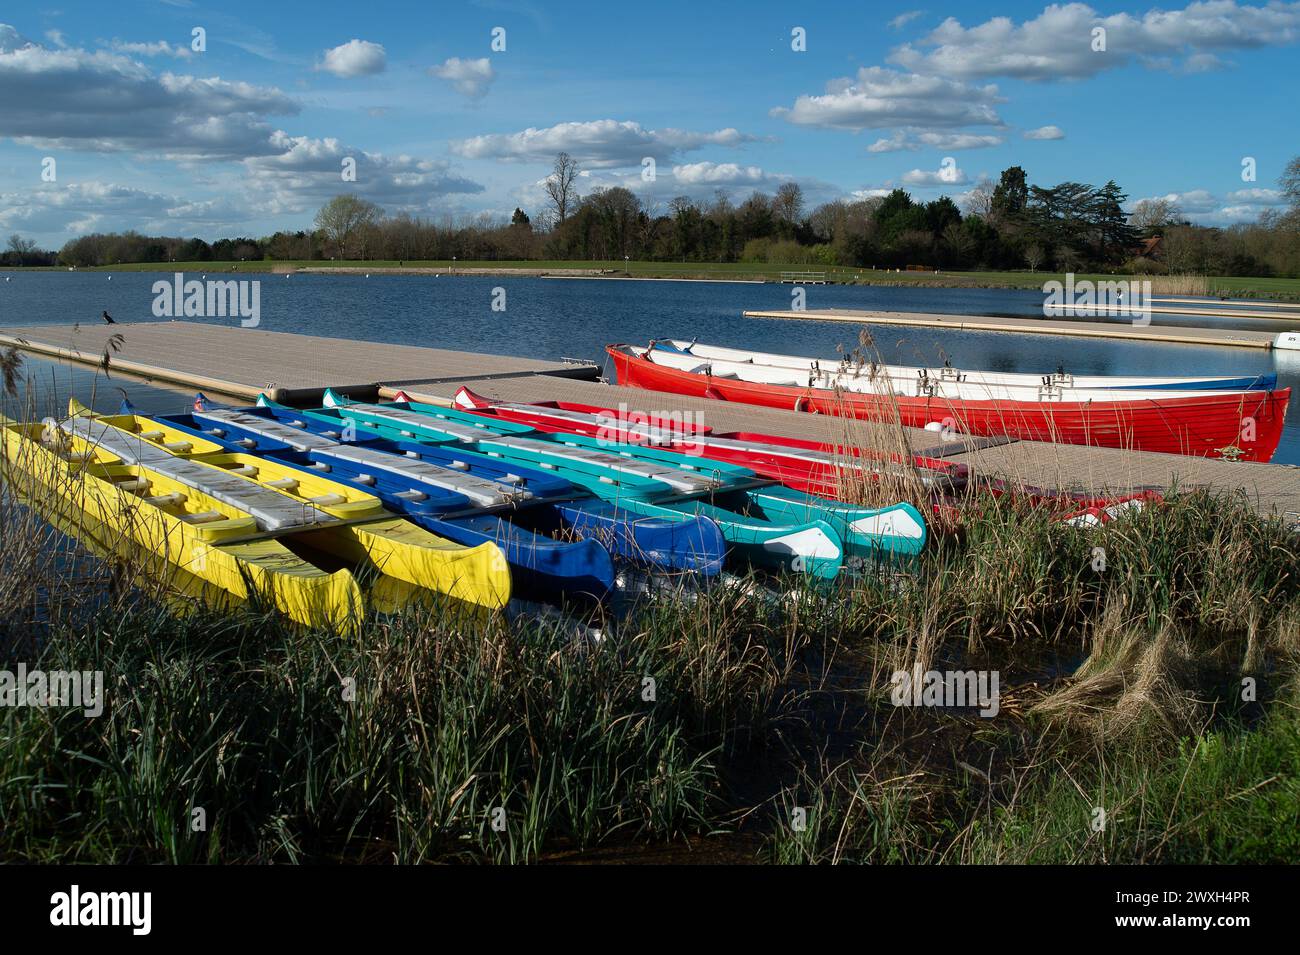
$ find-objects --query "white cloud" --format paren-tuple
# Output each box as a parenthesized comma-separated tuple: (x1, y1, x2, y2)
(108, 39, 194, 59)
(771, 66, 1003, 130)
(1132, 189, 1217, 214)
(0, 181, 249, 241)
(918, 131, 1002, 149)
(867, 133, 915, 153)
(889, 1, 1300, 81)
(1128, 186, 1287, 225)
(671, 161, 769, 185)
(870, 129, 1003, 151)
(1166, 188, 1217, 213)
(889, 10, 925, 30)
(507, 162, 835, 215)
(902, 161, 969, 185)
(1180, 52, 1230, 72)
(241, 131, 483, 215)
(451, 119, 761, 167)
(1023, 124, 1064, 139)
(429, 57, 496, 99)
(0, 26, 299, 158)
(1226, 187, 1284, 204)
(318, 39, 387, 78)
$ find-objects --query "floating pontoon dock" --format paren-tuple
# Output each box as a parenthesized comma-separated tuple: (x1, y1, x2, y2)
(0, 321, 600, 402)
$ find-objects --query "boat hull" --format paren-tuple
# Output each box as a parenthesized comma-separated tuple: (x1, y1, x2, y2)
(0, 421, 364, 632)
(608, 345, 1291, 462)
(551, 501, 726, 575)
(61, 408, 515, 611)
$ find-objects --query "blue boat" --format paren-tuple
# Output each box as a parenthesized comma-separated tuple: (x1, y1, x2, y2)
(161, 399, 727, 586)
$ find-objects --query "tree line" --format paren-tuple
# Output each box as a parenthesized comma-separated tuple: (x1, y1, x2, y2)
(11, 154, 1300, 278)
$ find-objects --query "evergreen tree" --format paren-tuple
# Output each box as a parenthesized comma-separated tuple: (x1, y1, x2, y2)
(990, 166, 1029, 225)
(1090, 180, 1139, 264)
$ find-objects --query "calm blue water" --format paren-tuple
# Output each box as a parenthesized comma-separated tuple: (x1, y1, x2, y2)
(1, 271, 1297, 464)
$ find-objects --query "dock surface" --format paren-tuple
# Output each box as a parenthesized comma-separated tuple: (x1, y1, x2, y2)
(0, 321, 599, 401)
(740, 309, 1283, 349)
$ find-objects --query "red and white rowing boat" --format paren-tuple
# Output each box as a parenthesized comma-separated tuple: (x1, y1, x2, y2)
(606, 344, 1291, 463)
(451, 386, 967, 499)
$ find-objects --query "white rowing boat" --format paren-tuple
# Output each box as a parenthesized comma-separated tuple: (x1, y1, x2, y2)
(657, 340, 1277, 394)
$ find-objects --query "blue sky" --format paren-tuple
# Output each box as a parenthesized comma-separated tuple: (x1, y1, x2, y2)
(1, 0, 1297, 247)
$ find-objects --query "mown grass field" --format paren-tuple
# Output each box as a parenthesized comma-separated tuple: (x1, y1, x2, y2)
(26, 260, 1300, 300)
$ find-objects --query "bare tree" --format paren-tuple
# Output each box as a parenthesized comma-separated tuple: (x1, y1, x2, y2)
(314, 195, 382, 259)
(961, 181, 995, 218)
(1280, 155, 1300, 214)
(772, 182, 805, 226)
(1128, 197, 1180, 234)
(5, 234, 37, 265)
(545, 152, 580, 225)
(1024, 243, 1046, 272)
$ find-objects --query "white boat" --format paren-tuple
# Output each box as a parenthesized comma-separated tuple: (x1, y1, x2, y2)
(640, 344, 1256, 404)
(656, 340, 1278, 394)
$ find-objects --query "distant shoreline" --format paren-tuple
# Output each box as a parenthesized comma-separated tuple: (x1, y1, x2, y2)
(7, 262, 1299, 300)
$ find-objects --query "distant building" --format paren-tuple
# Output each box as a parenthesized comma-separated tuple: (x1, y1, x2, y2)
(1139, 235, 1164, 259)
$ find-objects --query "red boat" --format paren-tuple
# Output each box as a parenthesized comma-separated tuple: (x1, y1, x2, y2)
(606, 344, 1291, 463)
(450, 386, 967, 500)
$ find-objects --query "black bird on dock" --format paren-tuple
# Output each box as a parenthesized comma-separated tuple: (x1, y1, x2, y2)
(102, 310, 116, 324)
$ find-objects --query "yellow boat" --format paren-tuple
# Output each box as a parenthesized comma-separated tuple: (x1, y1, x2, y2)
(63, 400, 513, 610)
(1, 414, 364, 633)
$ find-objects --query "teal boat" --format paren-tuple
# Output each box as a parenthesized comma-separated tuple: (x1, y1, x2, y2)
(302, 390, 852, 579)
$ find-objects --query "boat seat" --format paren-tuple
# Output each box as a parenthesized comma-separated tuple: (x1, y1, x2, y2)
(60, 417, 338, 531)
(479, 434, 722, 495)
(318, 443, 534, 508)
(338, 404, 492, 443)
(193, 409, 339, 452)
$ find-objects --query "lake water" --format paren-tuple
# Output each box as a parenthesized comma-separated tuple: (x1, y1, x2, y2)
(1, 271, 1298, 465)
